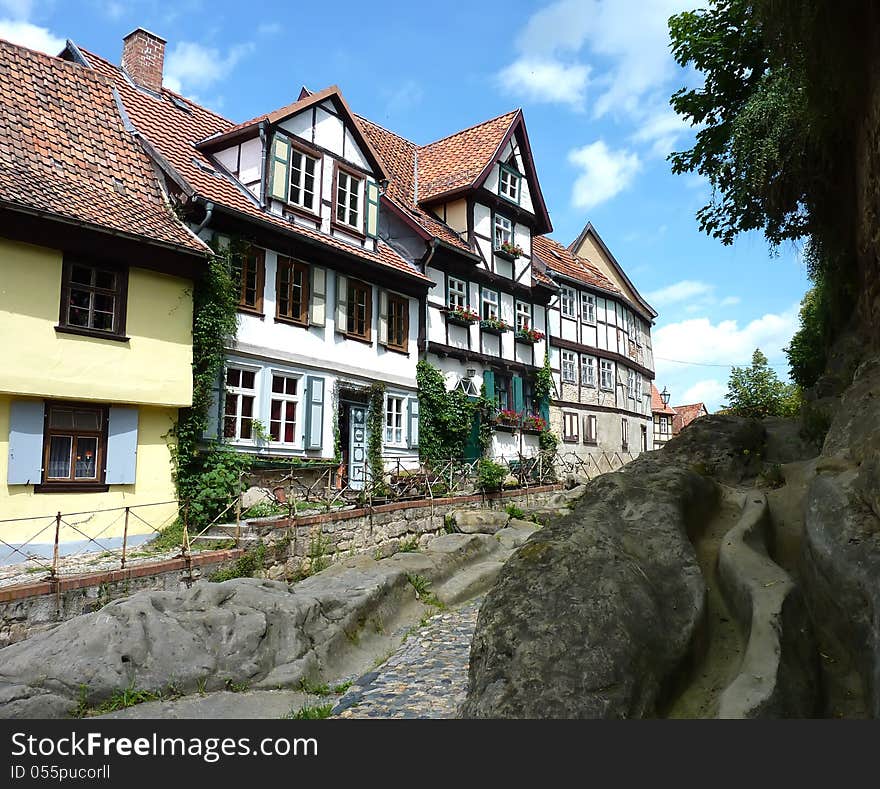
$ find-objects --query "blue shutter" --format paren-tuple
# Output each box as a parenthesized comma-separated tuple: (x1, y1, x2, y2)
(7, 400, 44, 485)
(512, 375, 524, 414)
(483, 369, 495, 402)
(304, 376, 325, 450)
(106, 407, 139, 485)
(407, 397, 419, 449)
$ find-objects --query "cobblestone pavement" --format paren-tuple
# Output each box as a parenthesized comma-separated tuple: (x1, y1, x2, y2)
(332, 598, 482, 718)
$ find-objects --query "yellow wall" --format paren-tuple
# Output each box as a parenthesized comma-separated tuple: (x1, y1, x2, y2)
(573, 233, 642, 309)
(444, 199, 468, 235)
(0, 239, 193, 407)
(0, 395, 179, 545)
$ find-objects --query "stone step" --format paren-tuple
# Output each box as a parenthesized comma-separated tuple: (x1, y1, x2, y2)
(435, 560, 505, 606)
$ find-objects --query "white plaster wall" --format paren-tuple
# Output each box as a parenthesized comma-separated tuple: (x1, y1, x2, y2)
(239, 137, 262, 186)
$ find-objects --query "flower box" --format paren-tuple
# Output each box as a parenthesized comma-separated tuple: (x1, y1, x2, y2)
(514, 328, 545, 344)
(495, 241, 524, 261)
(522, 414, 547, 432)
(494, 423, 517, 433)
(480, 318, 510, 334)
(442, 306, 479, 327)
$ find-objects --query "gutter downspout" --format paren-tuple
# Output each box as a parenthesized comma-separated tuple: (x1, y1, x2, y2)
(417, 238, 439, 353)
(259, 121, 268, 209)
(194, 200, 214, 236)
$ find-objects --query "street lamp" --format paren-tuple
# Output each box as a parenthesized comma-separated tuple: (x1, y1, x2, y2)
(660, 386, 671, 406)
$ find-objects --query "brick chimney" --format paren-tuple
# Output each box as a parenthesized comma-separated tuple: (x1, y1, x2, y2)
(121, 28, 166, 93)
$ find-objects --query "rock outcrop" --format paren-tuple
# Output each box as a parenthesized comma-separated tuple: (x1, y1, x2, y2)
(461, 416, 765, 718)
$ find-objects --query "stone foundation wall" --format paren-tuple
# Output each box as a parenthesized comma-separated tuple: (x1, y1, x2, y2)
(0, 485, 561, 647)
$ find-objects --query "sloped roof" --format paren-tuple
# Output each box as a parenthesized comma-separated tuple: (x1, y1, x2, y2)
(532, 235, 620, 294)
(0, 37, 205, 255)
(651, 384, 677, 416)
(74, 46, 429, 284)
(672, 402, 708, 433)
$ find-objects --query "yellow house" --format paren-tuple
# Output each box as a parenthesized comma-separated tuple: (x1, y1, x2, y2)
(0, 39, 207, 553)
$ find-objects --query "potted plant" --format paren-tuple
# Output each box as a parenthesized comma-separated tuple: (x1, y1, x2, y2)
(514, 326, 545, 344)
(479, 316, 510, 334)
(494, 408, 520, 431)
(522, 413, 547, 433)
(443, 304, 480, 326)
(496, 240, 524, 260)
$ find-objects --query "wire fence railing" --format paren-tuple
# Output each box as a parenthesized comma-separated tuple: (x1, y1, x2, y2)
(0, 450, 637, 590)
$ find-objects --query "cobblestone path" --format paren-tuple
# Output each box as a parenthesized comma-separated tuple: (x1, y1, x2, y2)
(332, 598, 481, 718)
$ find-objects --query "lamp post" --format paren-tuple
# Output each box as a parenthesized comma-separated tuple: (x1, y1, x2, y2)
(660, 386, 671, 407)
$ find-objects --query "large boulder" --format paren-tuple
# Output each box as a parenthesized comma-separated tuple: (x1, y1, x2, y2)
(451, 509, 508, 535)
(461, 415, 763, 719)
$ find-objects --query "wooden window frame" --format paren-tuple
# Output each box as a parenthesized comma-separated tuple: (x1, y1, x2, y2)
(288, 142, 321, 216)
(560, 286, 577, 319)
(583, 414, 598, 446)
(447, 276, 467, 310)
(481, 287, 500, 321)
(346, 279, 372, 341)
(223, 366, 258, 442)
(37, 401, 109, 493)
(275, 256, 310, 327)
(332, 162, 365, 237)
(385, 395, 406, 446)
(57, 258, 129, 341)
(498, 162, 521, 205)
(561, 350, 577, 384)
(268, 372, 301, 447)
(233, 247, 265, 316)
(562, 412, 579, 443)
(386, 293, 409, 353)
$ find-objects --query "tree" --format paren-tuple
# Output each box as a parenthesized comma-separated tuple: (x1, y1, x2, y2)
(724, 349, 799, 419)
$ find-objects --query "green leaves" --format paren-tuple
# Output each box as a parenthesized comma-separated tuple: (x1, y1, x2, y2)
(724, 348, 800, 419)
(416, 360, 476, 466)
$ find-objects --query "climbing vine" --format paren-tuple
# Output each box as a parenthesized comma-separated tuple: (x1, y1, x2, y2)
(168, 237, 250, 526)
(415, 361, 476, 467)
(535, 352, 559, 462)
(367, 382, 386, 490)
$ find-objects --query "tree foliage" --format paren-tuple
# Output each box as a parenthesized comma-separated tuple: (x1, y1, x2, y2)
(724, 348, 799, 418)
(415, 361, 476, 467)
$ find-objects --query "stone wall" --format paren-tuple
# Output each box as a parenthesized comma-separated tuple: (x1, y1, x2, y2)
(0, 485, 562, 647)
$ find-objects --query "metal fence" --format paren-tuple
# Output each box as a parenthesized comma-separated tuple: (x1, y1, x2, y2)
(0, 450, 637, 589)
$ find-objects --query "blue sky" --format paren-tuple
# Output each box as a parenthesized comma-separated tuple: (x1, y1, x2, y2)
(1, 0, 810, 411)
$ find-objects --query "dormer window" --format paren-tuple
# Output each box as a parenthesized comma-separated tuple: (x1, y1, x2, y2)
(290, 148, 318, 212)
(493, 214, 513, 250)
(335, 166, 362, 232)
(499, 162, 521, 204)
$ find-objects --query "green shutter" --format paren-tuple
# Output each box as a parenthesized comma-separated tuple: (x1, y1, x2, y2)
(512, 375, 524, 414)
(268, 134, 291, 202)
(365, 179, 380, 239)
(407, 397, 419, 449)
(483, 369, 495, 403)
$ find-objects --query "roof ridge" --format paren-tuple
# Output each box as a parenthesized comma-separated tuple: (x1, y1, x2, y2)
(0, 36, 106, 83)
(419, 108, 520, 151)
(77, 45, 235, 125)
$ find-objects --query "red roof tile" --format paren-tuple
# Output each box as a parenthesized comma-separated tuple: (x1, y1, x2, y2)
(78, 48, 428, 284)
(672, 403, 708, 433)
(0, 38, 205, 254)
(531, 235, 620, 294)
(651, 384, 677, 416)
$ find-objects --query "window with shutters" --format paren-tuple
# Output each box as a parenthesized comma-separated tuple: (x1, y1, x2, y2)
(59, 259, 128, 338)
(562, 351, 577, 384)
(387, 294, 408, 352)
(41, 403, 107, 488)
(335, 165, 363, 231)
(232, 247, 264, 314)
(224, 367, 257, 440)
(346, 280, 371, 340)
(560, 286, 576, 318)
(495, 375, 512, 411)
(275, 257, 309, 325)
(584, 414, 598, 445)
(581, 355, 596, 387)
(563, 412, 579, 443)
(385, 396, 405, 445)
(289, 147, 318, 212)
(581, 292, 596, 324)
(269, 374, 300, 445)
(600, 359, 614, 391)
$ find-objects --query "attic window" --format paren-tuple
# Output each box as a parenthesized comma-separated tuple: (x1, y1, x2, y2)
(168, 94, 192, 114)
(499, 162, 520, 204)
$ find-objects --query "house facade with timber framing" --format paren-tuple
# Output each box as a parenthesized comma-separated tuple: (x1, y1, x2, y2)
(54, 26, 657, 481)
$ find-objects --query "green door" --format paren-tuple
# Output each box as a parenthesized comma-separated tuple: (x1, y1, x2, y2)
(463, 401, 482, 461)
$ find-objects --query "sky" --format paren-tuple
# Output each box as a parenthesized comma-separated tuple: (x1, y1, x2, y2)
(0, 0, 811, 412)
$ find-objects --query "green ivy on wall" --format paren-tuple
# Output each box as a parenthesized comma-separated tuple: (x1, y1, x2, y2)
(367, 382, 386, 491)
(416, 361, 477, 467)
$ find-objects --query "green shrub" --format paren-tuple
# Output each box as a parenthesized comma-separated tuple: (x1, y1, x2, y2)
(477, 458, 507, 492)
(209, 543, 266, 582)
(505, 503, 526, 520)
(800, 402, 831, 450)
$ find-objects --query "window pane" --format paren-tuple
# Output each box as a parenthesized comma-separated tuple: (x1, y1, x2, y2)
(94, 270, 116, 290)
(240, 418, 252, 440)
(241, 371, 255, 389)
(223, 417, 237, 438)
(92, 311, 114, 331)
(270, 400, 281, 420)
(49, 408, 74, 429)
(74, 437, 98, 479)
(272, 376, 284, 394)
(70, 265, 93, 285)
(73, 409, 100, 430)
(226, 368, 240, 387)
(241, 396, 253, 418)
(47, 435, 72, 478)
(285, 401, 296, 421)
(284, 423, 294, 443)
(285, 377, 297, 395)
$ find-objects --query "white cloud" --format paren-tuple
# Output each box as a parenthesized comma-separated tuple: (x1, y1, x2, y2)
(720, 296, 741, 307)
(647, 279, 713, 307)
(382, 79, 424, 119)
(652, 306, 799, 379)
(568, 140, 640, 210)
(0, 19, 64, 54)
(164, 40, 254, 95)
(631, 104, 692, 158)
(679, 379, 726, 409)
(497, 57, 590, 110)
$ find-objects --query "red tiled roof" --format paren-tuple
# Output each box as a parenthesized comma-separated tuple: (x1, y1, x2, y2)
(417, 110, 519, 203)
(531, 235, 620, 294)
(78, 48, 428, 284)
(672, 403, 708, 433)
(0, 38, 205, 255)
(651, 384, 677, 415)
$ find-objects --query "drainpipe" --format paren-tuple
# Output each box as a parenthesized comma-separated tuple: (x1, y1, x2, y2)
(194, 200, 214, 236)
(417, 238, 439, 353)
(259, 121, 268, 208)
